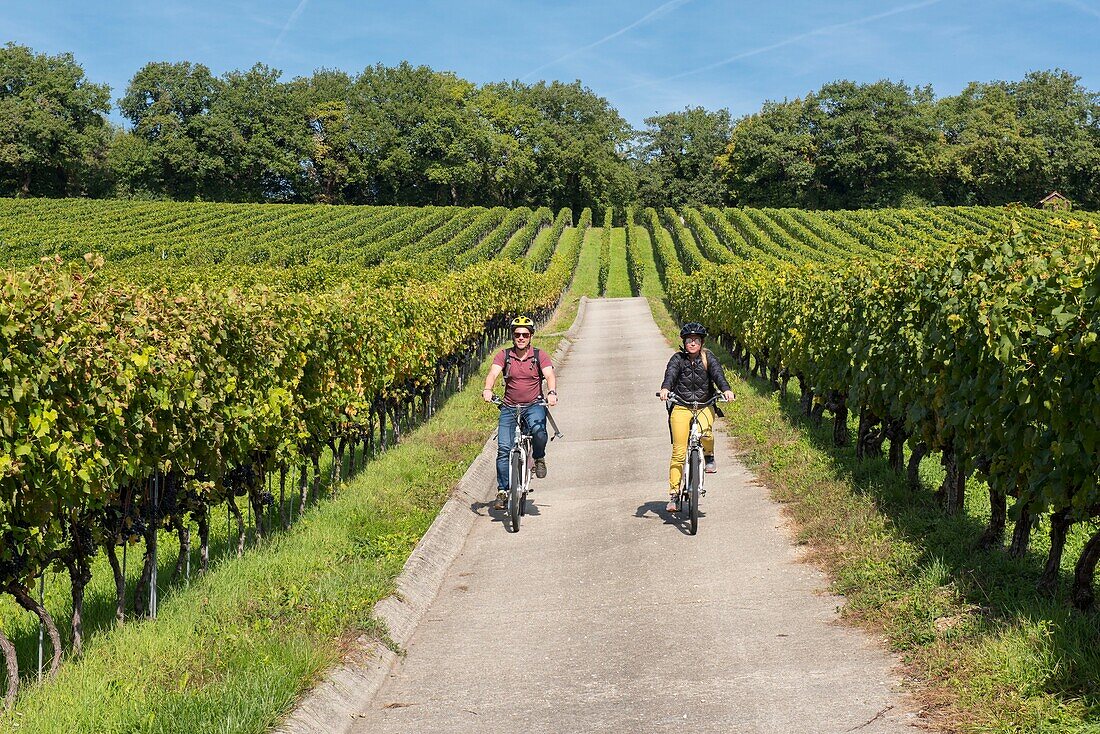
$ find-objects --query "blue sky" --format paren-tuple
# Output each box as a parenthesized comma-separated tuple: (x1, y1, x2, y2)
(4, 0, 1099, 128)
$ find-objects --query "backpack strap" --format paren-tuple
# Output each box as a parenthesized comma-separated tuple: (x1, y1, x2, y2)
(534, 347, 544, 398)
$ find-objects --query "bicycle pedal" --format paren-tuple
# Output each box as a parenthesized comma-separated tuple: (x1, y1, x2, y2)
(701, 489, 707, 496)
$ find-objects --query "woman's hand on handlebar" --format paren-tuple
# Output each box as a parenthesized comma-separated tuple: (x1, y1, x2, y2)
(658, 388, 670, 402)
(723, 390, 735, 402)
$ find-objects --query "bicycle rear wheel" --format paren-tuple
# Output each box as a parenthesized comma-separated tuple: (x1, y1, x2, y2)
(508, 453, 524, 532)
(687, 450, 701, 535)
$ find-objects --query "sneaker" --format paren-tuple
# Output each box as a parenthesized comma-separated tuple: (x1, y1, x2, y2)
(494, 491, 507, 510)
(666, 498, 678, 513)
(704, 455, 717, 474)
(534, 458, 547, 479)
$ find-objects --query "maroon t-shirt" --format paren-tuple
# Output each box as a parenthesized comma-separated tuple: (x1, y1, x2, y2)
(493, 347, 552, 405)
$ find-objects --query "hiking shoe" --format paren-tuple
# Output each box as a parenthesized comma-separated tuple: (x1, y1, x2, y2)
(704, 455, 717, 474)
(494, 491, 507, 511)
(534, 458, 547, 479)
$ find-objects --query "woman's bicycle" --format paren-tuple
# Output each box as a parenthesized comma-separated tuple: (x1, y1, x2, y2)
(659, 391, 722, 535)
(491, 396, 561, 533)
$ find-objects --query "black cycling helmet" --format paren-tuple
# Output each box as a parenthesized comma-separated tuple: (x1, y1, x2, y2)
(510, 315, 535, 334)
(679, 322, 708, 340)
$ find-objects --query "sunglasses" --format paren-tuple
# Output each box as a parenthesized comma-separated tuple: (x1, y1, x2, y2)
(512, 332, 531, 339)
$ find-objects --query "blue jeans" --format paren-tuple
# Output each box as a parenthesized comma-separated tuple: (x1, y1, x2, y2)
(496, 404, 548, 491)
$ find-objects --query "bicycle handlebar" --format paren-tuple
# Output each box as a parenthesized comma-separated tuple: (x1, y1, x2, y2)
(656, 391, 724, 410)
(488, 395, 563, 440)
(489, 395, 548, 408)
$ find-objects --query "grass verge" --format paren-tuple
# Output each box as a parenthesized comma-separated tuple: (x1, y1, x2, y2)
(2, 310, 577, 734)
(646, 297, 1100, 734)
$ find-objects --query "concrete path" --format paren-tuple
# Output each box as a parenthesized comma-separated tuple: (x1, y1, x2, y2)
(352, 298, 917, 734)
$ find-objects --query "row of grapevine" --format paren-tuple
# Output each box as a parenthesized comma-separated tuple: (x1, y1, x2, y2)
(525, 208, 572, 272)
(661, 208, 707, 273)
(697, 207, 780, 265)
(0, 205, 594, 703)
(666, 214, 1100, 608)
(496, 207, 553, 260)
(623, 207, 645, 296)
(598, 208, 612, 295)
(0, 202, 574, 274)
(642, 207, 682, 280)
(454, 207, 530, 268)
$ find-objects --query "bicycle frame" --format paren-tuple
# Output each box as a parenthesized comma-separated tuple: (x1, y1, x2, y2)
(504, 403, 534, 496)
(491, 396, 558, 532)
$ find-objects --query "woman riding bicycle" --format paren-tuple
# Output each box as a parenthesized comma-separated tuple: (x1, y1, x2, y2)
(483, 316, 558, 510)
(659, 322, 734, 513)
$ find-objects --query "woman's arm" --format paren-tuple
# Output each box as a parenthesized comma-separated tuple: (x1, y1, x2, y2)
(661, 353, 681, 392)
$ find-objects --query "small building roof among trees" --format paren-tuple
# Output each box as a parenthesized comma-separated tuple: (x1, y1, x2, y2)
(1039, 191, 1072, 208)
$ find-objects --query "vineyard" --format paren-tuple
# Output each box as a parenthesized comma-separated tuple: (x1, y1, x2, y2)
(658, 206, 1100, 611)
(0, 199, 589, 707)
(0, 198, 1098, 725)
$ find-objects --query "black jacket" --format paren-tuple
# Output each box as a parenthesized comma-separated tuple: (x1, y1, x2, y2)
(661, 348, 731, 403)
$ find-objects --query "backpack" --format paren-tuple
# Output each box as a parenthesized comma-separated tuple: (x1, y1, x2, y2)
(503, 347, 544, 397)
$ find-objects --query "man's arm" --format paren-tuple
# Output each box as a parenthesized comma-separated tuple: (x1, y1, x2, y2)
(482, 363, 504, 402)
(542, 364, 557, 407)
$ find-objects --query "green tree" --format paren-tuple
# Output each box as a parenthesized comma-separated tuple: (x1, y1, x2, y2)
(346, 62, 484, 205)
(716, 98, 817, 207)
(116, 61, 226, 199)
(507, 80, 636, 212)
(299, 70, 354, 203)
(209, 63, 311, 202)
(634, 106, 732, 208)
(0, 43, 111, 197)
(1006, 69, 1100, 207)
(809, 80, 943, 208)
(936, 82, 1046, 205)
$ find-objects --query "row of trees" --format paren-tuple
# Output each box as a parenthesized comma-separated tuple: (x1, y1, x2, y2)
(2, 42, 1099, 209)
(714, 75, 1100, 209)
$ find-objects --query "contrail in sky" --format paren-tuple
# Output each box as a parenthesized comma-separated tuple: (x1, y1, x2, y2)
(270, 0, 312, 55)
(617, 0, 946, 92)
(521, 0, 694, 81)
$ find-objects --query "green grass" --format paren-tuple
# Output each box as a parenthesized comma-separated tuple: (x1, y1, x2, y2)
(2, 312, 578, 733)
(570, 227, 602, 299)
(633, 225, 665, 299)
(646, 297, 1100, 733)
(604, 227, 631, 298)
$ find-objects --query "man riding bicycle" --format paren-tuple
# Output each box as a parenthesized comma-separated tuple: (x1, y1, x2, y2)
(659, 322, 734, 513)
(483, 316, 558, 511)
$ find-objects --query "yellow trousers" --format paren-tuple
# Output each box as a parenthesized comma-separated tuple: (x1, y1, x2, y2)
(668, 405, 715, 495)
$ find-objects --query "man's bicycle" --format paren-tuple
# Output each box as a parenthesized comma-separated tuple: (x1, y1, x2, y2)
(659, 391, 722, 535)
(491, 396, 562, 533)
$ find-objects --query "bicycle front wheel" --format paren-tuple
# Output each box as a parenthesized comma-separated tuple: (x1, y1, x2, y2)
(687, 450, 702, 535)
(508, 452, 524, 532)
